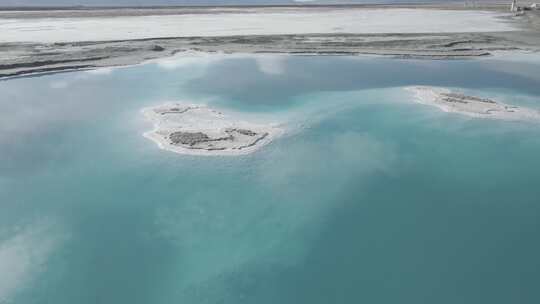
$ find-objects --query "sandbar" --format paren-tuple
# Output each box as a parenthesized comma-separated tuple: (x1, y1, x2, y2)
(406, 86, 540, 121)
(142, 103, 283, 155)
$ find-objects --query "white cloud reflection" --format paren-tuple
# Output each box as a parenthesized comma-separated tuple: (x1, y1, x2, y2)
(255, 55, 287, 75)
(0, 219, 65, 303)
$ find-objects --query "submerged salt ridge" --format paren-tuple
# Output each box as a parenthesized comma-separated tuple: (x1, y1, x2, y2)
(142, 103, 283, 155)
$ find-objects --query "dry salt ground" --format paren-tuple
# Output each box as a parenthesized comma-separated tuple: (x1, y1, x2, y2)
(0, 8, 516, 43)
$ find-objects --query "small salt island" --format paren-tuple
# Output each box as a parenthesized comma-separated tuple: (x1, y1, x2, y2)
(142, 103, 282, 155)
(406, 86, 540, 122)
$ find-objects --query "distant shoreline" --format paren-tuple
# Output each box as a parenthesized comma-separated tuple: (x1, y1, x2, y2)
(0, 2, 509, 7)
(1, 4, 539, 79)
(0, 2, 513, 12)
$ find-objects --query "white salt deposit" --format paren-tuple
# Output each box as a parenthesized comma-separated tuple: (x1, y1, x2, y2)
(406, 86, 540, 121)
(0, 8, 516, 43)
(142, 103, 283, 156)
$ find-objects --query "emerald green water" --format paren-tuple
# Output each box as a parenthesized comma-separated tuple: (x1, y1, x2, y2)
(1, 54, 540, 303)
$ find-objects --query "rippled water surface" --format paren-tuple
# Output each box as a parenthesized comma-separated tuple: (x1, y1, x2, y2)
(1, 54, 540, 304)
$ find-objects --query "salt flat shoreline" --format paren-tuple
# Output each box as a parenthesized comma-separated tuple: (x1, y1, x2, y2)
(1, 4, 539, 79)
(0, 3, 522, 16)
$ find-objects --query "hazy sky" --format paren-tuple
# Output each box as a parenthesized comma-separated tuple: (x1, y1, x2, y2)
(0, 0, 455, 7)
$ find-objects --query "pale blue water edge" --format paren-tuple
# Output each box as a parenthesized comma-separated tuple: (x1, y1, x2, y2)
(1, 54, 540, 304)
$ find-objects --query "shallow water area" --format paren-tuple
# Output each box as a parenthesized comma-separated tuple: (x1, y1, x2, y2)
(1, 53, 540, 304)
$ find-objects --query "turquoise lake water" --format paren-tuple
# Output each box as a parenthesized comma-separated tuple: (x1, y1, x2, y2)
(1, 54, 540, 303)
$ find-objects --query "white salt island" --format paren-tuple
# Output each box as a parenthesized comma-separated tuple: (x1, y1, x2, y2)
(406, 86, 540, 122)
(142, 103, 282, 155)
